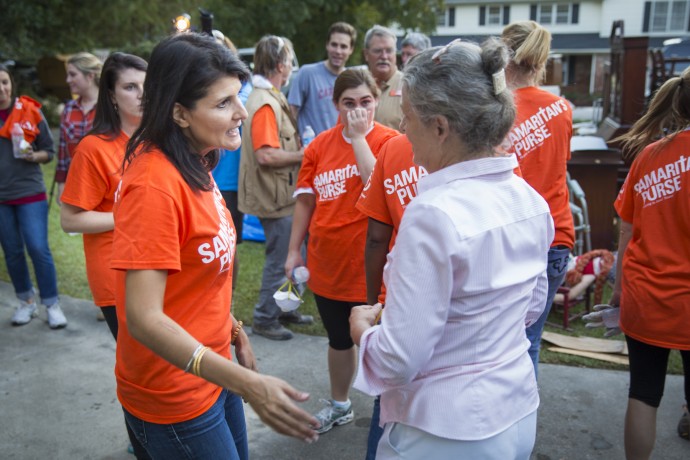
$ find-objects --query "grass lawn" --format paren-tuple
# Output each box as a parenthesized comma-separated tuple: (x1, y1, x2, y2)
(0, 158, 682, 374)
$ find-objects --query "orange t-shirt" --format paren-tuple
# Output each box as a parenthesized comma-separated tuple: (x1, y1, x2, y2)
(61, 132, 127, 306)
(251, 105, 280, 149)
(508, 86, 574, 248)
(614, 131, 690, 349)
(356, 135, 426, 304)
(357, 135, 426, 232)
(111, 148, 236, 424)
(296, 122, 398, 301)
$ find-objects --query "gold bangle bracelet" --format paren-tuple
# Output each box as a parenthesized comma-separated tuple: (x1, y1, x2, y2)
(191, 346, 210, 377)
(184, 343, 204, 373)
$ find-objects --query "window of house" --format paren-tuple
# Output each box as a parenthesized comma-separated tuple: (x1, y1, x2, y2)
(556, 4, 571, 24)
(479, 5, 511, 26)
(436, 8, 446, 26)
(531, 3, 580, 25)
(436, 7, 456, 27)
(488, 6, 502, 25)
(647, 1, 690, 32)
(540, 4, 554, 24)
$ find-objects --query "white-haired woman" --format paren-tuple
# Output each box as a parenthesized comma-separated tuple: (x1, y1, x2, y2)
(351, 39, 553, 459)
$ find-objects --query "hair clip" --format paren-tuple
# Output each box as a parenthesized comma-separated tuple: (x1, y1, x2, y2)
(493, 68, 507, 95)
(432, 38, 462, 64)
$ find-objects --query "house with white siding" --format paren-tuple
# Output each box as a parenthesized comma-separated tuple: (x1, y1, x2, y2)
(414, 1, 690, 101)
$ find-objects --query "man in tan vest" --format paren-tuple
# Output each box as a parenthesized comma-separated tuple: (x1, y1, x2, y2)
(239, 35, 313, 340)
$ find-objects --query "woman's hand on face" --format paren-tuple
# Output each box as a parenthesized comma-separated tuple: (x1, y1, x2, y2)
(349, 303, 383, 346)
(284, 250, 305, 282)
(346, 107, 370, 139)
(234, 329, 258, 372)
(244, 374, 320, 443)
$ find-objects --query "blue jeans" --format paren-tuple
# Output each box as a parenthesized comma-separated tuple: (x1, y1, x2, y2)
(365, 396, 383, 460)
(124, 390, 248, 460)
(0, 200, 58, 305)
(526, 246, 570, 378)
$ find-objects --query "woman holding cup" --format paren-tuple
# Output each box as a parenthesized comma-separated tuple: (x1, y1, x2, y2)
(0, 63, 65, 329)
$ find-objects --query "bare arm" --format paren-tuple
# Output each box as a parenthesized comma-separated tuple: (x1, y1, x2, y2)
(364, 218, 394, 306)
(60, 202, 114, 234)
(290, 104, 300, 122)
(610, 220, 633, 307)
(125, 269, 319, 441)
(347, 108, 376, 183)
(285, 194, 315, 280)
(254, 146, 303, 168)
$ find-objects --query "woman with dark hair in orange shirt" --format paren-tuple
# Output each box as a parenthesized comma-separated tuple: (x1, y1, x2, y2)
(111, 34, 318, 459)
(60, 51, 148, 459)
(61, 52, 147, 339)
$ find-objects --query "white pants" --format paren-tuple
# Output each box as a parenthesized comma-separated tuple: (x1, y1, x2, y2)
(376, 410, 537, 460)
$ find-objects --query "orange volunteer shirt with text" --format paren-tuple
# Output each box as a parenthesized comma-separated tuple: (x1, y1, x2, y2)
(356, 134, 426, 304)
(111, 148, 236, 424)
(296, 122, 398, 301)
(357, 135, 426, 237)
(614, 132, 690, 349)
(509, 86, 574, 249)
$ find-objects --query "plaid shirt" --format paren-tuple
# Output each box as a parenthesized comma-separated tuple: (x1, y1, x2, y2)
(55, 98, 95, 183)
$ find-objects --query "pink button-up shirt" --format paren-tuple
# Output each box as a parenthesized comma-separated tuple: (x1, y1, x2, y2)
(354, 155, 554, 440)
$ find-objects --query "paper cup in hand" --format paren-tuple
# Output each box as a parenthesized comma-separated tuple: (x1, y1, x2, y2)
(273, 280, 303, 312)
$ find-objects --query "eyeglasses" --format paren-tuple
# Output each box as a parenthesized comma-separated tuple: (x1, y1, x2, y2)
(431, 39, 462, 64)
(368, 47, 396, 57)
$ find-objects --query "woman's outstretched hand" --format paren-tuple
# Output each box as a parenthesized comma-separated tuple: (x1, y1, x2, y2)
(243, 374, 321, 443)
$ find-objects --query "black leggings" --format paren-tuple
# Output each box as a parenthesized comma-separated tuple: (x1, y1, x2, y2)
(102, 306, 119, 339)
(626, 335, 690, 408)
(314, 294, 365, 350)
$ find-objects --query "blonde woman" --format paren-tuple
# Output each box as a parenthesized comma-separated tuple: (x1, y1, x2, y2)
(502, 21, 574, 376)
(55, 52, 102, 203)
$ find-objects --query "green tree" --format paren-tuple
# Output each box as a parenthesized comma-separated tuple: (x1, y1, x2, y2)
(209, 0, 444, 64)
(0, 0, 197, 59)
(1, 0, 443, 65)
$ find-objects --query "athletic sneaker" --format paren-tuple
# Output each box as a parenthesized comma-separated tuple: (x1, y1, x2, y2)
(678, 405, 689, 440)
(313, 399, 354, 434)
(11, 300, 37, 326)
(46, 303, 67, 329)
